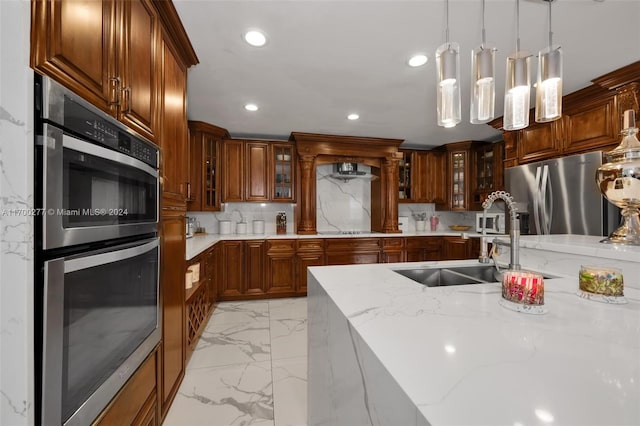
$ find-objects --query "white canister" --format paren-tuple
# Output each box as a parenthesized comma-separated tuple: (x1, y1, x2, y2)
(219, 220, 232, 235)
(236, 222, 247, 234)
(253, 220, 265, 234)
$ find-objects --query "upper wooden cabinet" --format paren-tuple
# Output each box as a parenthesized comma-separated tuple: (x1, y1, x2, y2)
(471, 141, 504, 210)
(32, 0, 159, 141)
(518, 119, 562, 163)
(159, 32, 188, 201)
(222, 140, 296, 203)
(398, 150, 446, 206)
(444, 141, 474, 211)
(490, 62, 640, 165)
(187, 121, 229, 211)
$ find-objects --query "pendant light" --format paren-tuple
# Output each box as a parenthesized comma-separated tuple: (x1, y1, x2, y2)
(470, 0, 497, 124)
(503, 0, 531, 131)
(436, 0, 461, 128)
(535, 0, 563, 122)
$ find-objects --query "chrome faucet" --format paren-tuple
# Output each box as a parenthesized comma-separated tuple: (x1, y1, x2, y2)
(479, 191, 521, 270)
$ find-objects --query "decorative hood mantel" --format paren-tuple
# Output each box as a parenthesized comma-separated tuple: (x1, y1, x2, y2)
(289, 132, 404, 235)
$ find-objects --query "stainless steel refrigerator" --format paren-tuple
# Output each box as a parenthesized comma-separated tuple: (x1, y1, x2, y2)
(505, 151, 620, 236)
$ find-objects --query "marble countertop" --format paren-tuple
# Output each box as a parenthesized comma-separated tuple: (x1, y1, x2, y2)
(494, 234, 640, 263)
(308, 259, 640, 425)
(185, 231, 498, 260)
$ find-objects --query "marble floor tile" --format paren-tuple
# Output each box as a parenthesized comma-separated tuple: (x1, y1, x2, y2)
(188, 321, 271, 369)
(272, 357, 308, 426)
(208, 301, 270, 326)
(268, 297, 308, 320)
(164, 361, 274, 426)
(270, 318, 307, 361)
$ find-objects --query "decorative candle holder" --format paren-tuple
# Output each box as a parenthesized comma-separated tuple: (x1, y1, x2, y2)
(499, 270, 547, 314)
(577, 265, 627, 304)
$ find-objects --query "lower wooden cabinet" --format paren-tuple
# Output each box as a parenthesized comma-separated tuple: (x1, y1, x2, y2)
(381, 237, 405, 263)
(245, 240, 267, 295)
(295, 239, 325, 294)
(159, 205, 185, 417)
(219, 240, 245, 298)
(442, 236, 473, 260)
(266, 240, 296, 295)
(405, 237, 442, 261)
(325, 238, 381, 265)
(93, 347, 159, 426)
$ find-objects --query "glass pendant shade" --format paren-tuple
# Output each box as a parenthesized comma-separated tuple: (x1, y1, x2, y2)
(504, 53, 531, 131)
(436, 42, 461, 128)
(535, 45, 563, 122)
(470, 45, 496, 124)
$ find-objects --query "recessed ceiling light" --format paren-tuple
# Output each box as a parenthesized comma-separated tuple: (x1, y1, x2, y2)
(244, 103, 259, 111)
(347, 113, 360, 120)
(408, 54, 428, 67)
(243, 30, 267, 47)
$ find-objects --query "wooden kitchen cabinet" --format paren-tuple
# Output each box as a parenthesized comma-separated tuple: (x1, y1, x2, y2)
(185, 254, 209, 355)
(93, 347, 159, 426)
(187, 121, 229, 211)
(223, 140, 296, 203)
(272, 144, 296, 202)
(219, 240, 244, 298)
(444, 142, 474, 211)
(222, 140, 245, 202)
(32, 0, 159, 142)
(219, 240, 267, 300)
(562, 93, 618, 154)
(423, 150, 447, 206)
(159, 204, 185, 416)
(471, 141, 504, 210)
(405, 237, 442, 261)
(266, 240, 296, 295)
(398, 150, 446, 206)
(442, 236, 472, 260)
(245, 142, 270, 201)
(159, 32, 189, 202)
(398, 150, 415, 202)
(381, 238, 405, 263)
(245, 240, 267, 295)
(518, 119, 563, 164)
(325, 238, 381, 265)
(295, 239, 325, 295)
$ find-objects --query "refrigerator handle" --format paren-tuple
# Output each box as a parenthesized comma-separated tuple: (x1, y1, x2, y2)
(533, 166, 543, 234)
(541, 165, 552, 234)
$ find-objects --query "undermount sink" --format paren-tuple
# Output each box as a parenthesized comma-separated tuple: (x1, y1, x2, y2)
(392, 265, 556, 287)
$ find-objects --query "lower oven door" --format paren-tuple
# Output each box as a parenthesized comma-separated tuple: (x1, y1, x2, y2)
(42, 238, 160, 426)
(41, 123, 159, 249)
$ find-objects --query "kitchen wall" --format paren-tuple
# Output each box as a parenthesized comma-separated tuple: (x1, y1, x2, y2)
(316, 164, 371, 232)
(0, 1, 35, 425)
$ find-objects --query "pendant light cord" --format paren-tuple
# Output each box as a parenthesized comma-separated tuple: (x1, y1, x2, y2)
(481, 0, 486, 47)
(548, 0, 553, 48)
(445, 0, 450, 45)
(515, 0, 521, 52)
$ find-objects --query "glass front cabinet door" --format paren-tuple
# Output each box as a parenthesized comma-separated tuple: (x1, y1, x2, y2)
(272, 144, 295, 202)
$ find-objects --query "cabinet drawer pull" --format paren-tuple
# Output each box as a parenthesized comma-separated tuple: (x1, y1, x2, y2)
(109, 77, 121, 106)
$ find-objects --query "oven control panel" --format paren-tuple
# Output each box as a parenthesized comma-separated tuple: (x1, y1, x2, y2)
(65, 98, 158, 169)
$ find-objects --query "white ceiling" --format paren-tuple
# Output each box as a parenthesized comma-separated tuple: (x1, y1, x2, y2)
(174, 0, 640, 148)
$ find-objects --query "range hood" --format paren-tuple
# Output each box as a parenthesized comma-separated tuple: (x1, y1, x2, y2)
(329, 162, 378, 182)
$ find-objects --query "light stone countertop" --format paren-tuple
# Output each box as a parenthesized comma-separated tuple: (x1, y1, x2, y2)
(185, 231, 502, 260)
(308, 258, 640, 425)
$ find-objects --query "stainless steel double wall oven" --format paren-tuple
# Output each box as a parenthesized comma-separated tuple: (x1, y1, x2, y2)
(35, 75, 161, 425)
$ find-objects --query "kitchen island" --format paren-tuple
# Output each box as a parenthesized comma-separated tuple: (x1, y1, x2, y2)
(307, 243, 640, 425)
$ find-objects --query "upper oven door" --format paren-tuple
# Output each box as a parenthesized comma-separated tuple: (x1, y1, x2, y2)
(41, 124, 158, 249)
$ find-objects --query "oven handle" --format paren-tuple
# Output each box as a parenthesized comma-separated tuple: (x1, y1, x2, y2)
(65, 238, 159, 273)
(63, 134, 158, 178)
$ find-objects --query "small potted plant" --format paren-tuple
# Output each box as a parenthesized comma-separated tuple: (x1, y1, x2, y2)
(413, 212, 427, 231)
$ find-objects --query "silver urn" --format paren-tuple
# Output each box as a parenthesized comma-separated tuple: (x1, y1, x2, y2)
(595, 110, 640, 245)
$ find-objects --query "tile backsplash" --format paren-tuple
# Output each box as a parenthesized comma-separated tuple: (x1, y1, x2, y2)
(189, 203, 295, 234)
